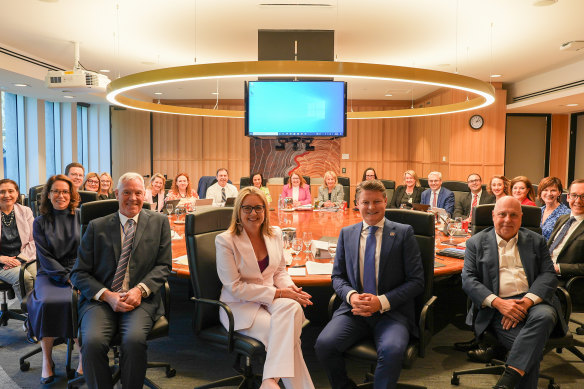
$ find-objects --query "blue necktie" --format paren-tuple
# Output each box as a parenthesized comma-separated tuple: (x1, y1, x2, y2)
(549, 216, 576, 254)
(363, 226, 378, 294)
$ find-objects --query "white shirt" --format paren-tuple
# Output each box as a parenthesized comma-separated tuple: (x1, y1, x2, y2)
(206, 182, 238, 205)
(346, 219, 390, 313)
(292, 186, 299, 202)
(430, 188, 441, 207)
(551, 213, 584, 269)
(482, 233, 541, 307)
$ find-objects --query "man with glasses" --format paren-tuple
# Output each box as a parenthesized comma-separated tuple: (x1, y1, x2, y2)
(65, 162, 85, 191)
(548, 179, 584, 277)
(454, 173, 495, 220)
(421, 171, 455, 216)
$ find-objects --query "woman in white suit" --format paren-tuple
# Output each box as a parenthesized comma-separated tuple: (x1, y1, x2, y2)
(317, 170, 344, 208)
(145, 173, 165, 212)
(216, 186, 314, 389)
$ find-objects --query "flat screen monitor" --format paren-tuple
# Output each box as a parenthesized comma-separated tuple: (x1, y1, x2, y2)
(245, 80, 347, 137)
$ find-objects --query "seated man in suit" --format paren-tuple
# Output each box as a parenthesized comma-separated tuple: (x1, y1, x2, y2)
(205, 167, 238, 205)
(65, 162, 85, 191)
(462, 196, 566, 389)
(315, 179, 424, 389)
(421, 171, 455, 216)
(70, 172, 172, 389)
(548, 178, 584, 278)
(454, 173, 495, 220)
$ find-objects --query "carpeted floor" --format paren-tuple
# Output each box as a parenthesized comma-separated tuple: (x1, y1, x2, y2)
(2, 277, 584, 388)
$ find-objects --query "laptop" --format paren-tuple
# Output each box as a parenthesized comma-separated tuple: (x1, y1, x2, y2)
(224, 197, 236, 207)
(194, 198, 213, 207)
(412, 203, 430, 212)
(162, 199, 180, 215)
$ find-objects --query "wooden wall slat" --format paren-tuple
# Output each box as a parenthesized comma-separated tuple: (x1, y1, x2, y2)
(550, 114, 569, 183)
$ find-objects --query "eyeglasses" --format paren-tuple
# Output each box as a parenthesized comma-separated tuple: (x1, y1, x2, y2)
(241, 205, 265, 214)
(86, 179, 99, 185)
(50, 190, 70, 196)
(568, 193, 584, 201)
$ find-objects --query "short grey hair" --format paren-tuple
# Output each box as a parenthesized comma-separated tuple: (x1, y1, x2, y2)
(117, 172, 145, 190)
(428, 171, 442, 180)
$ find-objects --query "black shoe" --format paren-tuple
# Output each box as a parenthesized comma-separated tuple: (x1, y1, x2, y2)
(454, 338, 479, 352)
(40, 375, 55, 385)
(493, 366, 522, 389)
(467, 345, 502, 363)
(492, 385, 511, 389)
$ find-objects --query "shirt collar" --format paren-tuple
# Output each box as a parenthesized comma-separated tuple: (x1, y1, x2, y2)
(362, 218, 385, 232)
(432, 187, 441, 194)
(119, 211, 140, 228)
(495, 231, 518, 248)
(570, 213, 584, 222)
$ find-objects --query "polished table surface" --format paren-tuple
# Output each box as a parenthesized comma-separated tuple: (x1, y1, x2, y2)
(171, 208, 465, 286)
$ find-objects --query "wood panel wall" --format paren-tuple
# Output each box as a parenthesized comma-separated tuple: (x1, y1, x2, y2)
(110, 108, 151, 180)
(549, 114, 570, 182)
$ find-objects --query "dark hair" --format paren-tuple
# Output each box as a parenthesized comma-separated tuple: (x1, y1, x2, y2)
(39, 175, 79, 219)
(537, 177, 563, 203)
(170, 172, 193, 196)
(569, 179, 584, 192)
(251, 173, 265, 187)
(467, 173, 482, 181)
(65, 162, 85, 176)
(0, 179, 21, 204)
(355, 179, 386, 202)
(362, 167, 378, 181)
(510, 176, 535, 202)
(216, 168, 228, 176)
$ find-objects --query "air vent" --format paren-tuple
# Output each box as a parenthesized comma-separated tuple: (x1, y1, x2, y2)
(512, 79, 584, 102)
(560, 41, 584, 52)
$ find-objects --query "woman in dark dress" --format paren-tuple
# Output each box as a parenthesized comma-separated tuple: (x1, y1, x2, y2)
(390, 170, 424, 208)
(27, 175, 82, 384)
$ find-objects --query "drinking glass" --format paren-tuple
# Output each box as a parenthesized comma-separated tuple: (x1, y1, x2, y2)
(291, 238, 303, 256)
(303, 232, 313, 254)
(166, 203, 174, 217)
(327, 242, 337, 263)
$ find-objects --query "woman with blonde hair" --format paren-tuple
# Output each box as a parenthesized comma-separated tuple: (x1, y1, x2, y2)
(317, 171, 344, 208)
(280, 173, 311, 207)
(216, 187, 314, 389)
(145, 173, 166, 212)
(390, 170, 424, 208)
(487, 175, 510, 201)
(98, 172, 116, 200)
(81, 172, 100, 193)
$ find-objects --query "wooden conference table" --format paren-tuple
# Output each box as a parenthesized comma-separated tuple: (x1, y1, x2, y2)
(171, 208, 465, 286)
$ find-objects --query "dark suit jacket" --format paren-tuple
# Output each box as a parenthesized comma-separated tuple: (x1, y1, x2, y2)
(548, 214, 584, 278)
(71, 209, 172, 321)
(389, 185, 424, 209)
(453, 191, 496, 219)
(421, 187, 455, 216)
(331, 218, 424, 336)
(462, 227, 567, 337)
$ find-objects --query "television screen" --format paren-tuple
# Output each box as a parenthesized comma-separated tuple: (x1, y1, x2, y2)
(245, 81, 347, 137)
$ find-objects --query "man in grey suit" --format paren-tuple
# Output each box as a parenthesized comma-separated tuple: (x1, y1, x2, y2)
(453, 173, 495, 219)
(70, 172, 172, 389)
(548, 179, 584, 278)
(462, 196, 566, 389)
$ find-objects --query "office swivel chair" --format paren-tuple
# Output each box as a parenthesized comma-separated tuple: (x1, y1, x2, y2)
(67, 200, 174, 389)
(185, 208, 268, 389)
(28, 184, 45, 217)
(326, 209, 437, 388)
(338, 176, 351, 205)
(379, 180, 396, 209)
(564, 276, 584, 335)
(471, 204, 542, 235)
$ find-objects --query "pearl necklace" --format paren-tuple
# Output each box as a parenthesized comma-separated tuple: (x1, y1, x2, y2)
(1, 209, 15, 227)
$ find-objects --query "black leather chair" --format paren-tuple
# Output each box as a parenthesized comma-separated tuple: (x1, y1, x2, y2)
(451, 287, 584, 388)
(68, 200, 173, 389)
(239, 176, 268, 189)
(28, 184, 45, 217)
(164, 179, 173, 190)
(419, 178, 429, 190)
(326, 209, 437, 388)
(471, 204, 542, 235)
(564, 276, 584, 335)
(283, 175, 311, 186)
(77, 190, 98, 205)
(442, 181, 470, 211)
(338, 176, 350, 206)
(380, 180, 396, 209)
(185, 208, 268, 389)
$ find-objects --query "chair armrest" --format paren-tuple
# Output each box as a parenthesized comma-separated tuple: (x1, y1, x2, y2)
(71, 287, 80, 342)
(418, 295, 438, 357)
(18, 259, 37, 298)
(328, 293, 341, 319)
(161, 281, 170, 320)
(190, 296, 236, 353)
(555, 286, 571, 324)
(565, 276, 584, 295)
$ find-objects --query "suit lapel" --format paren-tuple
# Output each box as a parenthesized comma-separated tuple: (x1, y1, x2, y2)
(559, 219, 584, 257)
(350, 223, 362, 286)
(378, 219, 396, 278)
(485, 229, 500, 295)
(549, 214, 569, 243)
(236, 229, 263, 277)
(131, 209, 149, 257)
(110, 213, 122, 263)
(517, 230, 535, 284)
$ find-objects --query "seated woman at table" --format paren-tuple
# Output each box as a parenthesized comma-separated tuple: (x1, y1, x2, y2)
(216, 187, 314, 389)
(98, 172, 116, 200)
(317, 170, 344, 208)
(390, 169, 424, 208)
(251, 172, 272, 203)
(281, 173, 311, 207)
(81, 172, 100, 193)
(538, 176, 571, 240)
(487, 175, 510, 201)
(354, 167, 378, 206)
(0, 178, 36, 301)
(510, 175, 536, 206)
(165, 172, 199, 207)
(145, 173, 166, 212)
(27, 175, 82, 384)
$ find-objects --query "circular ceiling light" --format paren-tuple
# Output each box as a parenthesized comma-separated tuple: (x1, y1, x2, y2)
(106, 60, 496, 119)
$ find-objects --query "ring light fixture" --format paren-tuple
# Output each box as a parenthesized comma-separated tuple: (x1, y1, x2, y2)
(106, 60, 496, 119)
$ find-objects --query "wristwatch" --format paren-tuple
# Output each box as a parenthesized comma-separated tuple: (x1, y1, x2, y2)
(137, 284, 148, 298)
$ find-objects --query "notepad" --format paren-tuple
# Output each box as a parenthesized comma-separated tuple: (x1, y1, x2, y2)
(172, 254, 189, 266)
(305, 261, 333, 275)
(288, 267, 306, 276)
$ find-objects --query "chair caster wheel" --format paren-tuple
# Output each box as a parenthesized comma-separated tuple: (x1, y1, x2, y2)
(67, 369, 76, 379)
(20, 361, 30, 371)
(576, 327, 584, 335)
(548, 384, 560, 389)
(166, 368, 176, 378)
(451, 375, 460, 385)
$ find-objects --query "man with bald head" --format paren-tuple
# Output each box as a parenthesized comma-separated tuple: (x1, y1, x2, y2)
(462, 196, 566, 389)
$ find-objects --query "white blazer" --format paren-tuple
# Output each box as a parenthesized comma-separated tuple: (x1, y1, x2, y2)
(215, 226, 294, 331)
(145, 189, 165, 212)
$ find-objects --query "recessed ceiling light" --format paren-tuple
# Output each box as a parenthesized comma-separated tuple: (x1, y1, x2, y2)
(153, 92, 163, 95)
(211, 92, 219, 95)
(99, 69, 110, 73)
(13, 83, 29, 87)
(533, 0, 558, 6)
(564, 103, 579, 107)
(63, 95, 74, 99)
(384, 93, 393, 97)
(490, 74, 502, 78)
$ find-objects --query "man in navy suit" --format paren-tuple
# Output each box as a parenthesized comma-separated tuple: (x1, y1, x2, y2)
(421, 171, 455, 216)
(315, 180, 424, 389)
(462, 196, 566, 389)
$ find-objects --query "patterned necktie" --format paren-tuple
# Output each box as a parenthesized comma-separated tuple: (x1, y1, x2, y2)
(111, 219, 135, 292)
(470, 194, 478, 219)
(363, 226, 378, 294)
(549, 216, 576, 254)
(221, 187, 226, 203)
(432, 191, 438, 208)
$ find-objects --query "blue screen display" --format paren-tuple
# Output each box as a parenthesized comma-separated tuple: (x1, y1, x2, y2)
(246, 81, 346, 137)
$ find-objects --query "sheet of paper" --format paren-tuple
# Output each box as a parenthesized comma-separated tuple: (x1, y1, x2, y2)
(312, 240, 329, 250)
(171, 230, 183, 240)
(288, 267, 306, 276)
(305, 261, 334, 275)
(173, 254, 189, 266)
(283, 248, 293, 266)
